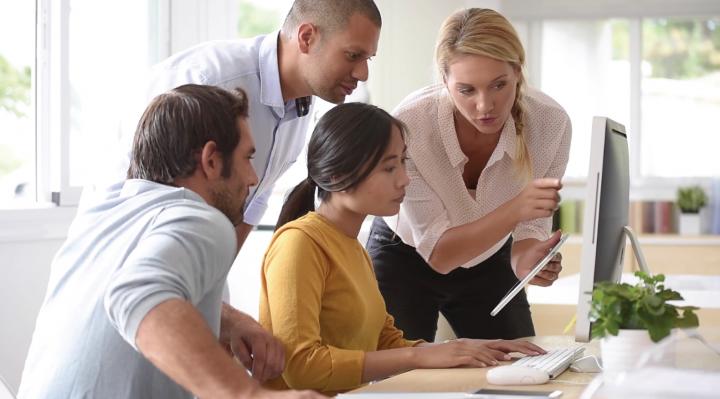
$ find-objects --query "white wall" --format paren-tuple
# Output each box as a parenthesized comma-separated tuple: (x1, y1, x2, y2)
(368, 0, 501, 111)
(0, 208, 75, 394)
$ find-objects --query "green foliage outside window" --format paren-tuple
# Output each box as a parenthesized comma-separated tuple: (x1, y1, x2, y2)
(237, 2, 283, 38)
(0, 54, 31, 177)
(0, 54, 31, 117)
(612, 17, 720, 79)
(644, 18, 720, 79)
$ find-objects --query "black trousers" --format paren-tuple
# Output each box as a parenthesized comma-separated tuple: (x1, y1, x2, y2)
(366, 217, 535, 342)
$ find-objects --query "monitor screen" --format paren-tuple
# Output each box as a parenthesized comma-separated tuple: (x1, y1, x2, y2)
(575, 116, 630, 342)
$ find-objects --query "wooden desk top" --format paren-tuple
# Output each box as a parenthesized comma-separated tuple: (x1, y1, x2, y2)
(352, 336, 597, 398)
(351, 331, 720, 398)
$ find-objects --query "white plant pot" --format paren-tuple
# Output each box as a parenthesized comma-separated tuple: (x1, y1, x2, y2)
(679, 213, 701, 235)
(600, 329, 674, 381)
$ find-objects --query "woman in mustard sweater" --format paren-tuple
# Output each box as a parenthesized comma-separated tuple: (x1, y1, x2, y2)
(258, 103, 546, 396)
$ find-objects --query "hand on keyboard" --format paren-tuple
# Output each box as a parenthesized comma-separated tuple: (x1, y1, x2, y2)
(512, 347, 585, 379)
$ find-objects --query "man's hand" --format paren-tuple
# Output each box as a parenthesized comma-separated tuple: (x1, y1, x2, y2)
(220, 303, 285, 382)
(511, 232, 564, 287)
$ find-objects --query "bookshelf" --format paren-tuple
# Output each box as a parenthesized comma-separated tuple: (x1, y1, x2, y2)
(554, 200, 719, 236)
(562, 234, 720, 276)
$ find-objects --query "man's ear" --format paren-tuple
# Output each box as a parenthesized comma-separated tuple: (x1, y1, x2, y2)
(297, 22, 317, 54)
(199, 141, 223, 180)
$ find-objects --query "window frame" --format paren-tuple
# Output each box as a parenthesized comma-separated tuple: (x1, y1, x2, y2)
(0, 0, 238, 240)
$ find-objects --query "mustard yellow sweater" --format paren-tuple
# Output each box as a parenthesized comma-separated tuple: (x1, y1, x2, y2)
(259, 212, 421, 395)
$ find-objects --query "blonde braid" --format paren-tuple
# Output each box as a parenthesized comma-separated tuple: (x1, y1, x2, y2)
(511, 79, 532, 181)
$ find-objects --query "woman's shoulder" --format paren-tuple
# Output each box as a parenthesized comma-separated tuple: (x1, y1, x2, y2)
(392, 83, 444, 122)
(273, 213, 323, 243)
(272, 212, 352, 250)
(523, 87, 570, 124)
(522, 87, 572, 147)
(265, 215, 329, 269)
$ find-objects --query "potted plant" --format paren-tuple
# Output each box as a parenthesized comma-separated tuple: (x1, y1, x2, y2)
(676, 185, 708, 235)
(590, 271, 699, 376)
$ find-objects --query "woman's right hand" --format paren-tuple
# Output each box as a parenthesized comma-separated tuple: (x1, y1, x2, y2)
(511, 178, 562, 222)
(414, 339, 545, 369)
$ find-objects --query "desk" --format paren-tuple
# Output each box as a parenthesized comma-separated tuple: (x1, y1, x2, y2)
(350, 334, 720, 398)
(352, 336, 595, 398)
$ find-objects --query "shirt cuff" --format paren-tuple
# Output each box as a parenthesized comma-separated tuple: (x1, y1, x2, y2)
(513, 222, 550, 242)
(326, 347, 365, 393)
(243, 200, 269, 226)
(414, 219, 450, 263)
(124, 292, 181, 350)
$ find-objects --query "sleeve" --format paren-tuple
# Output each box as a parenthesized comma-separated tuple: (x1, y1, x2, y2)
(145, 64, 210, 100)
(242, 186, 270, 226)
(514, 113, 572, 241)
(392, 158, 451, 262)
(376, 313, 425, 350)
(104, 205, 236, 350)
(263, 229, 365, 392)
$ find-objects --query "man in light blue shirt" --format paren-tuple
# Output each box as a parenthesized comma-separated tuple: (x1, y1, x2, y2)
(146, 0, 382, 247)
(18, 85, 323, 399)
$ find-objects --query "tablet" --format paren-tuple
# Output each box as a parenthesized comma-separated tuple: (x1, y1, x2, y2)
(490, 234, 569, 317)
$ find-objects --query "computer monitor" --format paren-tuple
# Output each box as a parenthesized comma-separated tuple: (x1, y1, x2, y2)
(575, 116, 649, 342)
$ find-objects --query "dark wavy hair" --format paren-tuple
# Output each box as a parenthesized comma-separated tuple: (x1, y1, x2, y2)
(127, 84, 249, 183)
(275, 102, 406, 229)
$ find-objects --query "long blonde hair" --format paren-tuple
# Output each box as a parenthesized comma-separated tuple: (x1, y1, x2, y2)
(436, 8, 532, 178)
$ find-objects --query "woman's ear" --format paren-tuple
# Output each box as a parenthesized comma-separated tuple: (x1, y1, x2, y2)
(199, 141, 223, 180)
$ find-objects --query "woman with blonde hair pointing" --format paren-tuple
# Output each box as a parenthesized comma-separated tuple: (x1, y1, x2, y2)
(367, 8, 571, 341)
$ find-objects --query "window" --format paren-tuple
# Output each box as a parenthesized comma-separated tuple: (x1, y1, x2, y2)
(640, 17, 720, 178)
(66, 0, 159, 188)
(512, 2, 720, 187)
(237, 0, 289, 38)
(0, 1, 35, 207)
(538, 19, 631, 179)
(0, 0, 163, 209)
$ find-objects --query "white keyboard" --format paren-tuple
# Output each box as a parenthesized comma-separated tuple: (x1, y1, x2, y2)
(512, 347, 585, 379)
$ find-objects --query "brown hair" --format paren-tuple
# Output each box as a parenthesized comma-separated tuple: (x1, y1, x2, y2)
(436, 8, 532, 178)
(127, 84, 249, 183)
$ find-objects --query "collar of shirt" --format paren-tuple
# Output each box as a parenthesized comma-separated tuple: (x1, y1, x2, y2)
(258, 31, 312, 120)
(437, 89, 517, 169)
(121, 179, 205, 204)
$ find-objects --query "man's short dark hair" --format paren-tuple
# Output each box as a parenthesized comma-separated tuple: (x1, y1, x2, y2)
(127, 84, 249, 184)
(281, 0, 381, 37)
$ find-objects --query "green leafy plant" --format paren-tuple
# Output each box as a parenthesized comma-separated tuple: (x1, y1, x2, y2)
(590, 271, 699, 342)
(676, 185, 708, 213)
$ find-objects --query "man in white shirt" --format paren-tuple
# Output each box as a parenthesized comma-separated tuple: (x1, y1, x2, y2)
(146, 0, 382, 247)
(19, 85, 323, 399)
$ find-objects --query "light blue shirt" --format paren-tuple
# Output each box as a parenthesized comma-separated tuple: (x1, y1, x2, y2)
(144, 32, 313, 226)
(18, 180, 237, 399)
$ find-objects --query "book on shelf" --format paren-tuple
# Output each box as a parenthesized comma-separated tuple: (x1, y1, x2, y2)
(654, 201, 675, 234)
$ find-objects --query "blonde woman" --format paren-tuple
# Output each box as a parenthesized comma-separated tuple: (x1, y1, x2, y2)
(366, 8, 571, 341)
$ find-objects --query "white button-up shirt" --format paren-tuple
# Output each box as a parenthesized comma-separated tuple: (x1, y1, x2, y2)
(144, 32, 313, 226)
(385, 84, 571, 268)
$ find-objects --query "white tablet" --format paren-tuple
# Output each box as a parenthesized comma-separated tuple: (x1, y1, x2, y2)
(490, 234, 569, 317)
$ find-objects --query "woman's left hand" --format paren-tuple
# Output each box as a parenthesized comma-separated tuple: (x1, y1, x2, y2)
(512, 232, 564, 287)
